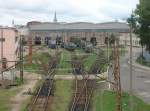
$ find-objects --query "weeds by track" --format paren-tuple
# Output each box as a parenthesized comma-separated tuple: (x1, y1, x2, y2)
(70, 52, 95, 111)
(27, 51, 61, 111)
(70, 49, 106, 111)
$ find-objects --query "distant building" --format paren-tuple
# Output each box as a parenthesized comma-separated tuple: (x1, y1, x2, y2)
(25, 21, 140, 47)
(15, 12, 140, 47)
(119, 33, 140, 47)
(0, 27, 20, 69)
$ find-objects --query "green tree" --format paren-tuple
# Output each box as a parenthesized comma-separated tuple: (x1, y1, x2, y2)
(128, 0, 150, 53)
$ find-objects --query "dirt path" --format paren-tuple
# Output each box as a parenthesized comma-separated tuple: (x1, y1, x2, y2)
(11, 72, 41, 111)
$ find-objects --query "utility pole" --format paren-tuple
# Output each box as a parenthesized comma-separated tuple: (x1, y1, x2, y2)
(0, 28, 4, 80)
(28, 36, 32, 64)
(20, 35, 23, 82)
(114, 35, 122, 111)
(129, 23, 133, 111)
(107, 33, 110, 63)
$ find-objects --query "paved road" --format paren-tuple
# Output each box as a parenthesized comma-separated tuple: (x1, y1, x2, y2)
(109, 47, 150, 104)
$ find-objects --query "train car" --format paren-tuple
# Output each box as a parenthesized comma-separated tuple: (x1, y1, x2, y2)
(65, 42, 77, 51)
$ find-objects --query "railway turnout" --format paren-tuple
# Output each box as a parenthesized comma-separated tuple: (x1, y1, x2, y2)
(27, 52, 61, 111)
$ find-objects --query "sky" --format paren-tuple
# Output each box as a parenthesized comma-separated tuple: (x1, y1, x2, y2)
(0, 0, 139, 26)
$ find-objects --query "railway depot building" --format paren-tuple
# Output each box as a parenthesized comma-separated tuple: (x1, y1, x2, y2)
(26, 21, 140, 47)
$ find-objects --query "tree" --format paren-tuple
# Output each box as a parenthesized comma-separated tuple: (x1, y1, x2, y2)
(128, 0, 150, 54)
(104, 33, 115, 46)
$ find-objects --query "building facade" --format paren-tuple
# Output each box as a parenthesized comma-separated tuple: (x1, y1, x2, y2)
(0, 27, 20, 69)
(17, 20, 140, 47)
(27, 22, 136, 45)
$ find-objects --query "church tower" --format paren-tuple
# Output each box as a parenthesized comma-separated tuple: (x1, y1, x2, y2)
(53, 11, 58, 23)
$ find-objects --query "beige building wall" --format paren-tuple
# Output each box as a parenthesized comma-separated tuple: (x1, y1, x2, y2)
(0, 27, 19, 68)
(119, 33, 140, 47)
(29, 31, 106, 45)
(29, 30, 140, 47)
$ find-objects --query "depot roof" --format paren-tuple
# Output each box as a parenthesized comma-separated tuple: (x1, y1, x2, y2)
(28, 22, 130, 33)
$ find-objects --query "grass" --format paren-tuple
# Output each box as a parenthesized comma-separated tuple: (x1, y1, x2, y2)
(51, 80, 73, 111)
(0, 88, 21, 111)
(92, 90, 150, 111)
(84, 53, 97, 71)
(102, 46, 127, 56)
(56, 49, 72, 74)
(15, 77, 27, 86)
(20, 79, 43, 111)
(136, 55, 150, 67)
(23, 52, 50, 73)
(120, 47, 127, 56)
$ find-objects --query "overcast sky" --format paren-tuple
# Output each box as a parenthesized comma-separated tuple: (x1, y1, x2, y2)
(0, 0, 139, 26)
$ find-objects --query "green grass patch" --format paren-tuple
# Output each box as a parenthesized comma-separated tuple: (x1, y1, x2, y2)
(0, 88, 21, 111)
(120, 47, 127, 56)
(51, 80, 73, 111)
(92, 90, 150, 111)
(56, 49, 72, 74)
(75, 48, 85, 55)
(23, 52, 50, 73)
(14, 77, 27, 86)
(84, 53, 97, 71)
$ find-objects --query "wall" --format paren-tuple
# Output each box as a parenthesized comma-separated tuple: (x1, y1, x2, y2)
(28, 30, 140, 47)
(0, 27, 19, 68)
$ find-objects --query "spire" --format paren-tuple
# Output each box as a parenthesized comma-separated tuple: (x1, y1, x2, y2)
(53, 11, 57, 23)
(12, 20, 15, 27)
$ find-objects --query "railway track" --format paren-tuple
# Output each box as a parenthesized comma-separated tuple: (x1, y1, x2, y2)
(89, 49, 106, 74)
(70, 52, 96, 111)
(27, 52, 61, 111)
(70, 49, 106, 111)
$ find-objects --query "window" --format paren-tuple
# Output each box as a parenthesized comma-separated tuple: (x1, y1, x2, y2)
(35, 36, 41, 45)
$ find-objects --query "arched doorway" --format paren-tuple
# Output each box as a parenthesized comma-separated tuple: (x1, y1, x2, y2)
(35, 36, 41, 45)
(45, 36, 51, 45)
(56, 36, 62, 45)
(90, 37, 97, 46)
(81, 37, 86, 41)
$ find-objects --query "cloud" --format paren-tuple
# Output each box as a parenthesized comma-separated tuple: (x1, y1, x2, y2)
(0, 0, 139, 26)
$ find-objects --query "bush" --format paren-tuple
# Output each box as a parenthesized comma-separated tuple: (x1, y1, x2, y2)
(136, 55, 150, 67)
